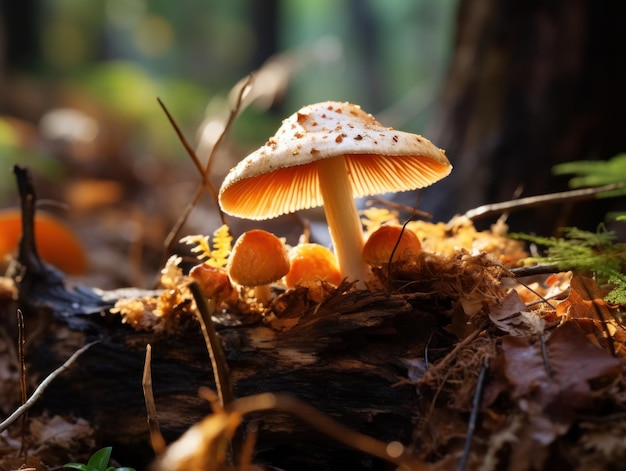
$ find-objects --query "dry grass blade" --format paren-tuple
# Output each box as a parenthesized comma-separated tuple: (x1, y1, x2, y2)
(189, 282, 233, 408)
(143, 343, 166, 456)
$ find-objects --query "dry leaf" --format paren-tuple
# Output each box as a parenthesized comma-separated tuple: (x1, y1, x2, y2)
(488, 290, 546, 336)
(501, 320, 623, 444)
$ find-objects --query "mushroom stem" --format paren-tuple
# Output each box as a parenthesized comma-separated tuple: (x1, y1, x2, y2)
(253, 285, 273, 305)
(316, 156, 371, 288)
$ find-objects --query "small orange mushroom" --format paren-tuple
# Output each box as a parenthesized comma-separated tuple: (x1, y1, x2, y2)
(0, 208, 87, 274)
(228, 229, 290, 305)
(284, 243, 342, 288)
(362, 224, 421, 267)
(189, 263, 234, 306)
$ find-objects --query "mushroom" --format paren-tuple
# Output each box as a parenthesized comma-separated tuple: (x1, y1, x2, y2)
(284, 243, 343, 288)
(362, 224, 422, 267)
(227, 229, 289, 305)
(189, 263, 234, 306)
(219, 101, 451, 287)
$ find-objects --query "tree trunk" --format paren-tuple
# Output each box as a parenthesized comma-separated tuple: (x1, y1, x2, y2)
(426, 0, 626, 233)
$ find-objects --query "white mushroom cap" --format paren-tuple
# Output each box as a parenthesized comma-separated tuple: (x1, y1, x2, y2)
(219, 101, 451, 219)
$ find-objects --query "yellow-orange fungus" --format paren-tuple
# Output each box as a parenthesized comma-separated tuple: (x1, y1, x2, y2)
(0, 208, 88, 274)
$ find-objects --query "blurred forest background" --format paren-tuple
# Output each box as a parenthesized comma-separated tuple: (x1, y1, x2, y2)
(1, 0, 625, 288)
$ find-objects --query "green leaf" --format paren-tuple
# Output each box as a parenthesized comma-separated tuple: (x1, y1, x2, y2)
(63, 464, 89, 471)
(87, 447, 113, 471)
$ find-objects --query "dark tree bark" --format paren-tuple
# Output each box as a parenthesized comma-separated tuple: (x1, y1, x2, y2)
(424, 0, 626, 233)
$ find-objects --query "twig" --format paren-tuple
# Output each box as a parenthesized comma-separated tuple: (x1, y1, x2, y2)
(366, 195, 433, 220)
(463, 183, 624, 220)
(13, 166, 46, 273)
(226, 392, 427, 471)
(189, 282, 233, 408)
(17, 310, 27, 458)
(157, 98, 206, 184)
(142, 344, 166, 456)
(457, 358, 488, 471)
(0, 341, 97, 433)
(161, 76, 252, 261)
(387, 191, 425, 291)
(540, 334, 553, 379)
(508, 264, 561, 278)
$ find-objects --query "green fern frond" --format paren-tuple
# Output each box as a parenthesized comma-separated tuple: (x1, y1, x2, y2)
(605, 272, 626, 305)
(511, 226, 623, 278)
(511, 225, 626, 303)
(553, 153, 626, 197)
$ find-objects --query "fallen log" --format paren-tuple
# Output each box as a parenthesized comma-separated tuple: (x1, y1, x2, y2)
(5, 166, 457, 470)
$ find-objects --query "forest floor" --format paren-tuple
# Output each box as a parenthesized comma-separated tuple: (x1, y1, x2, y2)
(1, 181, 626, 471)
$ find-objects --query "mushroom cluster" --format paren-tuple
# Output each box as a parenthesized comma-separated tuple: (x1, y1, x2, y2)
(219, 101, 451, 288)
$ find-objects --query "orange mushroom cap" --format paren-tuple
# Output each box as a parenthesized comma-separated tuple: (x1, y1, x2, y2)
(0, 208, 88, 274)
(284, 243, 342, 288)
(189, 263, 233, 304)
(228, 229, 290, 287)
(362, 225, 421, 266)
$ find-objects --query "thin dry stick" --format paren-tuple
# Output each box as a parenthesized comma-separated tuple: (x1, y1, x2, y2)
(226, 392, 427, 471)
(142, 344, 166, 456)
(0, 341, 97, 433)
(457, 358, 488, 471)
(540, 334, 553, 379)
(463, 183, 624, 220)
(367, 195, 433, 220)
(17, 310, 27, 458)
(157, 98, 207, 184)
(161, 76, 252, 257)
(387, 192, 423, 291)
(189, 282, 233, 408)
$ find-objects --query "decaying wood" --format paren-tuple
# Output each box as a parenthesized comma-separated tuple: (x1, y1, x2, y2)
(19, 283, 446, 470)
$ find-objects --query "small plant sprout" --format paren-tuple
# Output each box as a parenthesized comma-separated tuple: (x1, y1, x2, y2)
(219, 101, 451, 288)
(64, 446, 136, 471)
